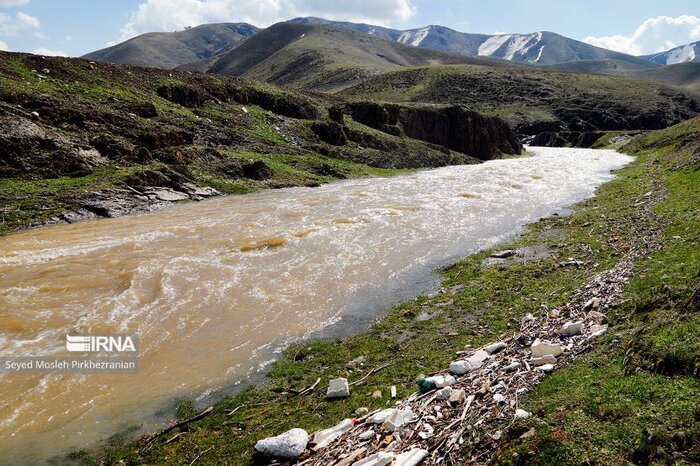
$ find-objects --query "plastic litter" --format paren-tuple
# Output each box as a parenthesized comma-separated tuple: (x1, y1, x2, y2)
(311, 418, 356, 450)
(254, 428, 309, 459)
(395, 447, 429, 466)
(352, 452, 395, 466)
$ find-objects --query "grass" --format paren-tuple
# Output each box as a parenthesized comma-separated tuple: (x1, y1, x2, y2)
(80, 122, 699, 464)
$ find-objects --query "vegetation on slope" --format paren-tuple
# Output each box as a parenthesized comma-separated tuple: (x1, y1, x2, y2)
(342, 64, 700, 140)
(0, 52, 492, 236)
(77, 123, 698, 464)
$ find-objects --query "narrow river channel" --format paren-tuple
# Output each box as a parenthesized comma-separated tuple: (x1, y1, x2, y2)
(0, 147, 632, 463)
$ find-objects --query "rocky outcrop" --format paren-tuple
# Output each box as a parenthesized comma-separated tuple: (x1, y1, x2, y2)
(0, 115, 107, 177)
(228, 87, 319, 119)
(347, 102, 521, 159)
(157, 84, 205, 108)
(311, 121, 347, 146)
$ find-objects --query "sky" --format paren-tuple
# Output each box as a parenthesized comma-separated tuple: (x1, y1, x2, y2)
(0, 0, 699, 57)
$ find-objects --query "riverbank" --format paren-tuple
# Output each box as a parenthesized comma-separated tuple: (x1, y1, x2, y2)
(75, 119, 698, 465)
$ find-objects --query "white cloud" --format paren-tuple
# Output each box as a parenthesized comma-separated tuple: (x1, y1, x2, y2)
(0, 39, 8, 50)
(583, 15, 700, 56)
(15, 10, 38, 28)
(0, 10, 39, 35)
(32, 46, 67, 56)
(0, 0, 31, 7)
(113, 0, 415, 43)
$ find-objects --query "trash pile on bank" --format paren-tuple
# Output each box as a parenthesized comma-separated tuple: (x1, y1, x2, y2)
(253, 248, 645, 465)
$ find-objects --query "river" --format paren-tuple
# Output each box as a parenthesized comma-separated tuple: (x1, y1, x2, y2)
(0, 147, 632, 463)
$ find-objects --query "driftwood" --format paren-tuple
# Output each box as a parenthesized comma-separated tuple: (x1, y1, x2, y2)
(143, 406, 213, 447)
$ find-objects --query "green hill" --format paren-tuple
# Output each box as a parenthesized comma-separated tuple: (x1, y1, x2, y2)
(83, 23, 259, 69)
(207, 22, 507, 92)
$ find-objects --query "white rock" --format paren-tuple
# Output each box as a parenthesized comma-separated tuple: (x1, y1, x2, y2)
(382, 408, 416, 432)
(561, 321, 584, 337)
(536, 363, 555, 372)
(531, 354, 557, 366)
(326, 377, 350, 399)
(521, 313, 535, 324)
(514, 409, 532, 419)
(437, 387, 453, 400)
(531, 339, 563, 357)
(450, 358, 482, 375)
(589, 324, 608, 338)
(254, 428, 309, 459)
(450, 350, 489, 375)
(193, 186, 220, 197)
(151, 189, 189, 202)
(395, 448, 429, 466)
(352, 452, 396, 466)
(484, 341, 507, 355)
(493, 393, 505, 403)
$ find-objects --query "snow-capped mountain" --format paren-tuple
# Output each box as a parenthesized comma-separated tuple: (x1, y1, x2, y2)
(288, 18, 655, 69)
(644, 41, 699, 65)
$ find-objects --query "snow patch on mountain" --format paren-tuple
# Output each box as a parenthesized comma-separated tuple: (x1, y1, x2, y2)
(478, 32, 543, 62)
(398, 27, 431, 47)
(665, 43, 697, 65)
(478, 34, 512, 57)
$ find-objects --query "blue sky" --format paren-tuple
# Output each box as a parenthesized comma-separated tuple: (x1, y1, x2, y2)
(0, 0, 698, 57)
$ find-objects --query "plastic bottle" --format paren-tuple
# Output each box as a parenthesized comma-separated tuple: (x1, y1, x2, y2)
(310, 418, 356, 450)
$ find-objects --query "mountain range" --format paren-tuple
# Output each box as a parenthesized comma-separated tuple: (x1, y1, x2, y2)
(81, 17, 700, 95)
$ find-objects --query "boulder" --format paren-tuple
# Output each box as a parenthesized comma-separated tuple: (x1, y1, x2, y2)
(254, 428, 309, 459)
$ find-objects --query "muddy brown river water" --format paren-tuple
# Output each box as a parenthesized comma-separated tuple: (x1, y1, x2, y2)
(0, 147, 632, 463)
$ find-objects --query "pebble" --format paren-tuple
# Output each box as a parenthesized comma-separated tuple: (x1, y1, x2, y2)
(504, 361, 521, 372)
(483, 341, 507, 354)
(437, 387, 453, 400)
(514, 409, 532, 419)
(493, 393, 505, 403)
(326, 378, 350, 399)
(520, 428, 536, 439)
(355, 407, 369, 415)
(536, 363, 555, 372)
(254, 428, 309, 459)
(449, 388, 466, 405)
(561, 321, 584, 336)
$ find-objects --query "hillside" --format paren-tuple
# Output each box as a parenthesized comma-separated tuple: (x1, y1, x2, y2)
(628, 62, 700, 93)
(342, 64, 700, 144)
(0, 52, 523, 235)
(83, 23, 259, 69)
(206, 22, 507, 92)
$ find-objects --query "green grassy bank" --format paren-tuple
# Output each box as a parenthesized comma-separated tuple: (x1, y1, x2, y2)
(75, 118, 699, 465)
